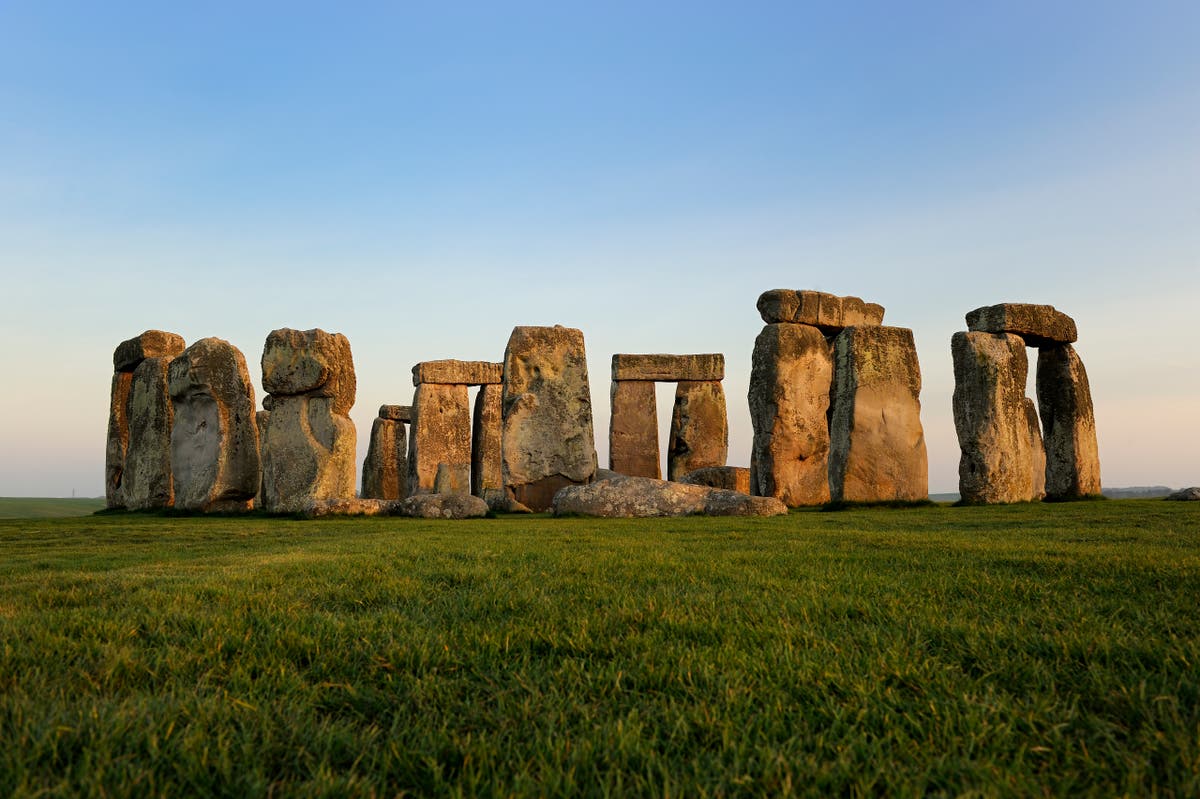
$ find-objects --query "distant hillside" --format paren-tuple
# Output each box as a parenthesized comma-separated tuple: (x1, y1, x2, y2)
(0, 497, 106, 519)
(1102, 486, 1175, 499)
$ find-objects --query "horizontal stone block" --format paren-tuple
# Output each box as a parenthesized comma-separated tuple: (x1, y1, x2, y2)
(611, 353, 724, 382)
(378, 404, 413, 422)
(966, 303, 1078, 346)
(411, 359, 503, 386)
(113, 330, 185, 372)
(756, 290, 884, 332)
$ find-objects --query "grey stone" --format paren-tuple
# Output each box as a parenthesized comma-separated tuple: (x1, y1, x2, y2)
(123, 357, 175, 510)
(1165, 487, 1200, 501)
(113, 330, 185, 373)
(1037, 344, 1101, 500)
(379, 405, 413, 422)
(104, 371, 134, 509)
(361, 417, 408, 500)
(667, 380, 728, 481)
(261, 328, 356, 412)
(552, 474, 786, 518)
(966, 303, 1078, 347)
(608, 379, 660, 478)
(471, 384, 506, 510)
(397, 493, 489, 519)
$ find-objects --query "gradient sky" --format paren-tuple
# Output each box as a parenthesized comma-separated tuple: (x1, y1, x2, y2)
(1, 1, 1197, 497)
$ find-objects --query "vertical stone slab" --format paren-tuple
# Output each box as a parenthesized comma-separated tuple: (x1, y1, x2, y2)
(362, 417, 408, 500)
(667, 381, 728, 481)
(407, 383, 471, 495)
(471, 384, 505, 509)
(609, 380, 660, 479)
(748, 323, 833, 506)
(168, 338, 261, 512)
(828, 326, 928, 502)
(434, 462, 471, 495)
(951, 331, 1036, 504)
(1024, 398, 1047, 501)
(502, 325, 597, 512)
(123, 357, 176, 510)
(260, 328, 357, 513)
(255, 409, 270, 502)
(105, 371, 134, 509)
(1036, 344, 1101, 500)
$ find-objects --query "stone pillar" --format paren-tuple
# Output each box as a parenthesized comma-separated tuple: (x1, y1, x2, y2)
(1036, 344, 1101, 500)
(407, 384, 471, 495)
(667, 380, 728, 481)
(123, 357, 176, 510)
(472, 385, 505, 509)
(828, 326, 928, 503)
(255, 409, 270, 502)
(951, 331, 1037, 504)
(609, 380, 659, 479)
(260, 328, 357, 513)
(168, 337, 260, 513)
(1023, 398, 1047, 501)
(748, 322, 833, 506)
(502, 325, 597, 512)
(361, 405, 410, 500)
(105, 330, 185, 509)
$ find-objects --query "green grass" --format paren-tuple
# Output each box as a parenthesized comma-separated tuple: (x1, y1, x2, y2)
(0, 501, 1197, 797)
(0, 497, 106, 519)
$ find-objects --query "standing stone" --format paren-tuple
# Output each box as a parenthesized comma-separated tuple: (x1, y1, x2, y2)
(1024, 398, 1047, 501)
(951, 332, 1037, 504)
(828, 326, 928, 502)
(167, 338, 260, 512)
(255, 410, 270, 502)
(748, 323, 833, 506)
(667, 381, 728, 481)
(678, 466, 751, 494)
(502, 325, 597, 511)
(122, 357, 175, 510)
(362, 413, 408, 501)
(471, 384, 506, 510)
(260, 328, 357, 513)
(105, 330, 185, 508)
(609, 380, 660, 479)
(1036, 344, 1101, 500)
(434, 462, 471, 495)
(407, 383, 471, 495)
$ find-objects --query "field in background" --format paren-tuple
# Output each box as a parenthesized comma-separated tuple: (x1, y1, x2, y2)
(0, 497, 106, 519)
(0, 502, 1197, 796)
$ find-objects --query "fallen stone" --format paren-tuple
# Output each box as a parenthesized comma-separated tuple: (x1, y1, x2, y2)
(113, 330, 186, 373)
(502, 325, 597, 511)
(166, 338, 260, 513)
(608, 379, 660, 479)
(1037, 344, 1101, 499)
(1165, 487, 1200, 501)
(966, 303, 1078, 346)
(407, 383, 471, 495)
(678, 466, 751, 494)
(756, 290, 884, 332)
(361, 416, 408, 500)
(951, 331, 1038, 504)
(748, 323, 833, 506)
(828, 326, 928, 502)
(610, 353, 724, 382)
(261, 328, 356, 413)
(397, 493, 489, 519)
(299, 497, 405, 518)
(551, 474, 786, 518)
(379, 404, 413, 422)
(412, 360, 503, 387)
(667, 380, 728, 481)
(122, 356, 176, 510)
(471, 384, 506, 509)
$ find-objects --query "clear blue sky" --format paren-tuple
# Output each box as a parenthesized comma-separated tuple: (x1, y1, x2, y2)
(2, 1, 1197, 496)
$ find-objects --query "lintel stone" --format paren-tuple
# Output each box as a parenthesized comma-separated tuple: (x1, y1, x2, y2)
(756, 290, 884, 332)
(379, 404, 413, 422)
(611, 353, 724, 382)
(965, 303, 1078, 346)
(412, 360, 503, 387)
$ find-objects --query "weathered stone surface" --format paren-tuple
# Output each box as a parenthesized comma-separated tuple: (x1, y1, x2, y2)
(552, 474, 786, 518)
(757, 290, 884, 332)
(261, 328, 356, 413)
(412, 360, 503, 387)
(471, 384, 506, 510)
(434, 462, 471, 495)
(122, 357, 175, 510)
(1037, 344, 1101, 500)
(608, 380, 660, 479)
(610, 353, 724, 382)
(828, 326, 928, 502)
(407, 383, 471, 495)
(668, 381, 728, 481)
(952, 332, 1037, 504)
(1024, 398, 1047, 501)
(397, 493, 489, 519)
(105, 371, 134, 508)
(300, 497, 404, 518)
(966, 304, 1078, 346)
(678, 466, 751, 494)
(379, 404, 413, 422)
(1165, 487, 1200, 501)
(113, 330, 185, 373)
(361, 417, 408, 500)
(166, 338, 260, 513)
(260, 395, 357, 512)
(255, 410, 269, 501)
(502, 325, 597, 511)
(748, 323, 833, 506)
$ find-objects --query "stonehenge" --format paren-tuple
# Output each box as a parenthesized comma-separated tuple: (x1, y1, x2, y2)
(952, 303, 1100, 503)
(361, 405, 410, 500)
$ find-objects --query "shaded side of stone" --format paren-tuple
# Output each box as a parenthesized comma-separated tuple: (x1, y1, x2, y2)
(105, 371, 134, 508)
(471, 384, 506, 510)
(748, 323, 833, 506)
(255, 410, 269, 502)
(379, 404, 413, 422)
(407, 383, 471, 496)
(1024, 398, 1047, 501)
(362, 417, 408, 500)
(1036, 344, 1101, 499)
(828, 326, 928, 502)
(610, 353, 725, 382)
(608, 380, 660, 478)
(667, 380, 728, 481)
(678, 466, 751, 494)
(113, 330, 185, 372)
(123, 356, 175, 510)
(966, 303, 1078, 346)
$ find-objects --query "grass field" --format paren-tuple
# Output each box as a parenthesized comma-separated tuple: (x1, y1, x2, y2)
(0, 497, 106, 519)
(0, 501, 1197, 797)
